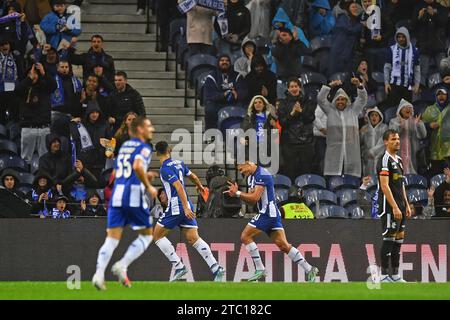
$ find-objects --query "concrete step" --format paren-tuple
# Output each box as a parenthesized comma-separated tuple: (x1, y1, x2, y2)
(78, 33, 156, 42)
(85, 4, 146, 15)
(88, 0, 138, 4)
(144, 97, 185, 107)
(127, 79, 175, 89)
(77, 41, 155, 52)
(146, 107, 205, 116)
(126, 71, 175, 79)
(115, 60, 166, 72)
(133, 88, 194, 97)
(82, 23, 148, 34)
(83, 14, 150, 23)
(148, 115, 198, 125)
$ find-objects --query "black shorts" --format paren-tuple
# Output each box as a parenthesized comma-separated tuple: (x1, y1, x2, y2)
(380, 209, 406, 237)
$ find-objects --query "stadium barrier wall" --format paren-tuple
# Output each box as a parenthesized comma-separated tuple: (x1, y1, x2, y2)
(0, 219, 449, 282)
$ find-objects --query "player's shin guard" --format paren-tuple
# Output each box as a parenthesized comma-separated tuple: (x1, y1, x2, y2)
(193, 238, 219, 273)
(288, 246, 312, 272)
(155, 237, 184, 270)
(245, 242, 265, 271)
(380, 237, 395, 275)
(391, 238, 403, 276)
(119, 235, 153, 269)
(95, 237, 120, 277)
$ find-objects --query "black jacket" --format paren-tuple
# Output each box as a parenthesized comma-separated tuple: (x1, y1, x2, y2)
(271, 39, 310, 80)
(410, 1, 448, 55)
(278, 92, 315, 145)
(108, 84, 146, 124)
(15, 73, 57, 126)
(53, 73, 82, 116)
(38, 134, 73, 184)
(68, 47, 116, 83)
(246, 55, 277, 105)
(214, 0, 251, 41)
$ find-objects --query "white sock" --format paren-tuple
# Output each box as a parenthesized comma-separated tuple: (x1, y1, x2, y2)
(288, 247, 312, 272)
(155, 237, 184, 270)
(391, 274, 401, 280)
(245, 242, 265, 271)
(118, 235, 153, 269)
(193, 238, 219, 273)
(95, 237, 120, 278)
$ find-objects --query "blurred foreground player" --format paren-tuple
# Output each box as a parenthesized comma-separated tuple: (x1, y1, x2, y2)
(225, 162, 319, 282)
(92, 116, 157, 290)
(376, 129, 411, 283)
(153, 141, 225, 282)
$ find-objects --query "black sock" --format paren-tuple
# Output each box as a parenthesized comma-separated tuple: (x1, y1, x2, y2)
(380, 239, 394, 275)
(391, 242, 402, 275)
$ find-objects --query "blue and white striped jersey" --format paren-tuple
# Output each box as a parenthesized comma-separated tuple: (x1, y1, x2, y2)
(160, 158, 194, 215)
(110, 138, 152, 209)
(247, 166, 280, 218)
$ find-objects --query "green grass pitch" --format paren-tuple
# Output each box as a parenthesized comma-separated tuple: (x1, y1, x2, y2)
(0, 282, 449, 300)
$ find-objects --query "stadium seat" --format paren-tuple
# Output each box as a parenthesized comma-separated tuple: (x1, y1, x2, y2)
(300, 72, 327, 87)
(305, 189, 337, 207)
(18, 186, 32, 195)
(310, 36, 331, 54)
(366, 97, 377, 108)
(336, 189, 371, 208)
(253, 36, 271, 55)
(328, 175, 360, 192)
(383, 106, 397, 124)
(407, 188, 428, 205)
(371, 71, 384, 84)
(347, 205, 365, 219)
(96, 189, 105, 201)
(0, 140, 18, 155)
(185, 53, 217, 88)
(315, 204, 348, 219)
(30, 153, 40, 175)
(302, 55, 317, 72)
(277, 80, 287, 99)
(217, 106, 246, 134)
(0, 125, 7, 139)
(404, 174, 428, 189)
(17, 172, 35, 188)
(273, 174, 292, 189)
(428, 72, 442, 91)
(176, 41, 189, 69)
(313, 51, 330, 75)
(395, 19, 410, 30)
(7, 122, 20, 141)
(329, 72, 348, 82)
(195, 70, 212, 111)
(366, 175, 378, 195)
(430, 174, 446, 189)
(275, 188, 289, 204)
(169, 18, 186, 52)
(0, 155, 28, 173)
(295, 174, 326, 190)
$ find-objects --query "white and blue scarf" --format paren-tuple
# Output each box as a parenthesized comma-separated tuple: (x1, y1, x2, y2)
(178, 0, 228, 36)
(52, 208, 70, 219)
(0, 52, 18, 92)
(76, 123, 94, 151)
(50, 74, 82, 108)
(31, 188, 53, 216)
(390, 43, 414, 88)
(0, 12, 22, 40)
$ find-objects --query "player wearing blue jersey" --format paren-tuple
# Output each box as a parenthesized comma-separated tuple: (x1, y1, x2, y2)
(225, 162, 319, 282)
(153, 141, 225, 282)
(92, 116, 158, 290)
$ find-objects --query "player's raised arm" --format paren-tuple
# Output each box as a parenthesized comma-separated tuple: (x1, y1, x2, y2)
(133, 157, 157, 199)
(224, 181, 265, 205)
(186, 170, 205, 193)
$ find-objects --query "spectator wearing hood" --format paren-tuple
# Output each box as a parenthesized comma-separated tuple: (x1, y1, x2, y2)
(411, 0, 448, 86)
(38, 133, 72, 185)
(318, 78, 368, 177)
(0, 168, 24, 198)
(343, 58, 377, 102)
(108, 71, 145, 132)
(389, 99, 427, 174)
(234, 39, 256, 78)
(328, 1, 363, 76)
(383, 27, 421, 110)
(422, 88, 450, 176)
(309, 0, 335, 38)
(203, 54, 248, 130)
(181, 0, 217, 57)
(78, 74, 110, 122)
(16, 62, 57, 164)
(52, 194, 70, 218)
(359, 0, 395, 72)
(50, 59, 82, 138)
(68, 34, 116, 84)
(213, 0, 251, 56)
(70, 100, 112, 180)
(27, 170, 54, 217)
(271, 27, 310, 81)
(245, 0, 272, 39)
(246, 54, 277, 105)
(360, 106, 388, 176)
(80, 189, 106, 217)
(0, 37, 20, 124)
(278, 77, 316, 182)
(40, 0, 81, 51)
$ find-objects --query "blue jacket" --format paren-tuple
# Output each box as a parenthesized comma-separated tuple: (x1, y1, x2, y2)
(40, 11, 81, 50)
(309, 0, 335, 37)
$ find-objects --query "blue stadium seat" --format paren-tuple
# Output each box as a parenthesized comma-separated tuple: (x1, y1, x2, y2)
(0, 140, 18, 155)
(295, 174, 326, 190)
(17, 172, 35, 188)
(0, 125, 7, 139)
(310, 36, 331, 54)
(371, 71, 384, 84)
(96, 189, 105, 201)
(427, 73, 442, 91)
(336, 189, 371, 208)
(315, 204, 348, 219)
(195, 70, 212, 108)
(305, 189, 337, 207)
(0, 155, 28, 173)
(313, 51, 330, 75)
(30, 153, 40, 175)
(253, 36, 271, 55)
(383, 106, 397, 124)
(185, 53, 217, 88)
(217, 106, 246, 133)
(277, 80, 287, 99)
(7, 122, 20, 141)
(169, 18, 186, 52)
(302, 55, 317, 72)
(328, 175, 360, 192)
(273, 174, 292, 189)
(18, 186, 32, 195)
(300, 72, 327, 87)
(275, 188, 289, 204)
(430, 174, 446, 189)
(407, 188, 428, 205)
(346, 204, 365, 219)
(329, 72, 348, 82)
(404, 174, 428, 189)
(177, 41, 189, 69)
(366, 175, 378, 195)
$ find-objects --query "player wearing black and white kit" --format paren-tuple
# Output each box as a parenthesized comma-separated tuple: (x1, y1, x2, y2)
(376, 129, 411, 283)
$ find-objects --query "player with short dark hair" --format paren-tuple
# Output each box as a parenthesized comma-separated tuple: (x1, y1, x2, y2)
(376, 129, 411, 283)
(225, 161, 319, 282)
(153, 141, 225, 282)
(92, 116, 157, 290)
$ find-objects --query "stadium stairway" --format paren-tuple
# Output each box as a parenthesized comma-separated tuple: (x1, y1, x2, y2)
(81, 0, 232, 203)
